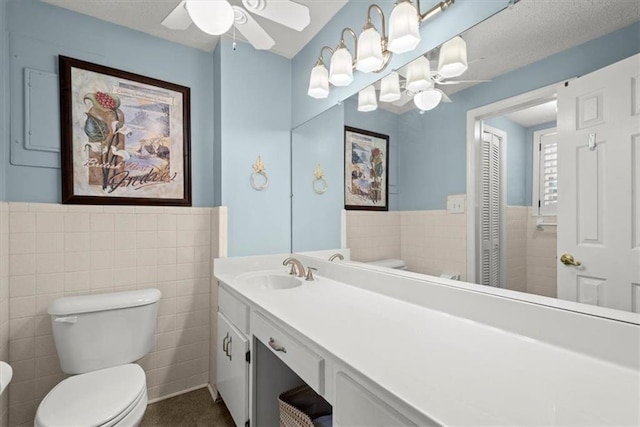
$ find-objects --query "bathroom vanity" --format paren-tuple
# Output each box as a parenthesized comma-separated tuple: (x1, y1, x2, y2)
(214, 254, 640, 426)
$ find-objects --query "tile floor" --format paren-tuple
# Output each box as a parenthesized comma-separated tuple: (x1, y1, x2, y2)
(140, 388, 234, 426)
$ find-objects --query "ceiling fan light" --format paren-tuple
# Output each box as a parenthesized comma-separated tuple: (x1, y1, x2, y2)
(308, 63, 330, 99)
(185, 1, 234, 35)
(358, 85, 378, 112)
(329, 47, 354, 87)
(388, 0, 420, 54)
(413, 89, 443, 111)
(356, 26, 384, 73)
(438, 36, 468, 79)
(406, 56, 432, 93)
(379, 72, 401, 102)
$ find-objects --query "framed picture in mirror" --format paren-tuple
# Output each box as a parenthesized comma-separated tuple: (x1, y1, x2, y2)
(344, 126, 389, 211)
(59, 56, 192, 206)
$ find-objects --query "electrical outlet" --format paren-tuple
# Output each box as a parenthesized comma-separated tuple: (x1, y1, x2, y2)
(447, 195, 465, 214)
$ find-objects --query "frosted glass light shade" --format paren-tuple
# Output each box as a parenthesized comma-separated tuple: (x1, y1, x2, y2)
(185, 1, 234, 36)
(308, 63, 330, 99)
(329, 47, 354, 87)
(388, 1, 420, 54)
(379, 72, 401, 102)
(413, 89, 442, 111)
(358, 86, 377, 112)
(406, 56, 432, 93)
(356, 27, 384, 73)
(438, 36, 468, 79)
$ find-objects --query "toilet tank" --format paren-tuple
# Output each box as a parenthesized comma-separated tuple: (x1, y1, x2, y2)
(48, 289, 161, 375)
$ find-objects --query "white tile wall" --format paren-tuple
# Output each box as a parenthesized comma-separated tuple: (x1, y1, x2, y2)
(5, 203, 223, 427)
(345, 209, 467, 281)
(526, 208, 557, 297)
(1, 203, 9, 427)
(506, 206, 528, 293)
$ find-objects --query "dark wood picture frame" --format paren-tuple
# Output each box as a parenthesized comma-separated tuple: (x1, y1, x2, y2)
(59, 56, 191, 206)
(344, 126, 389, 211)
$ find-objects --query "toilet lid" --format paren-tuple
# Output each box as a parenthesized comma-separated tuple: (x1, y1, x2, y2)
(366, 259, 407, 269)
(35, 364, 146, 427)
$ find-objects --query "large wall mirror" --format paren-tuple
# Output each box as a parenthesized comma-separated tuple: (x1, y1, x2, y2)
(291, 0, 640, 318)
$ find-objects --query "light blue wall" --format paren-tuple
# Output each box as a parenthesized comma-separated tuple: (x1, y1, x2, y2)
(291, 0, 510, 127)
(3, 0, 215, 205)
(397, 22, 640, 211)
(291, 104, 344, 252)
(0, 0, 8, 201)
(484, 116, 528, 206)
(213, 46, 222, 207)
(344, 98, 399, 210)
(217, 38, 292, 256)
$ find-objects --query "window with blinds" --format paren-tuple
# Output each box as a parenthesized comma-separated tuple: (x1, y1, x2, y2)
(535, 131, 559, 216)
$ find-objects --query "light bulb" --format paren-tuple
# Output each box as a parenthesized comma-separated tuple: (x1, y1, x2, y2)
(413, 89, 443, 111)
(379, 72, 401, 102)
(388, 0, 420, 54)
(438, 36, 468, 79)
(356, 26, 384, 73)
(308, 63, 329, 99)
(358, 86, 377, 112)
(406, 56, 432, 93)
(329, 47, 354, 87)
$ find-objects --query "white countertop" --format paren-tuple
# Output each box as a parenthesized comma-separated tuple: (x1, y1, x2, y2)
(216, 267, 639, 425)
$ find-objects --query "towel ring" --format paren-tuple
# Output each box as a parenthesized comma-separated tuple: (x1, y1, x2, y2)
(250, 171, 269, 191)
(313, 177, 328, 194)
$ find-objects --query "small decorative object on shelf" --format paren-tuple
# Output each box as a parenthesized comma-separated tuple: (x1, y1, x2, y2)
(251, 156, 269, 190)
(313, 164, 328, 194)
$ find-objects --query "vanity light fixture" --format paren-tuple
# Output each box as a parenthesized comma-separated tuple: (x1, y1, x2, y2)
(307, 46, 334, 99)
(329, 28, 358, 87)
(357, 85, 378, 112)
(388, 0, 455, 54)
(437, 35, 468, 78)
(379, 71, 401, 102)
(413, 88, 443, 111)
(306, 0, 455, 99)
(405, 56, 432, 93)
(184, 1, 234, 35)
(356, 5, 392, 73)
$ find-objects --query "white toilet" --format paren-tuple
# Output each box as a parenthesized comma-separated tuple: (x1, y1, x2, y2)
(366, 259, 408, 270)
(34, 288, 161, 427)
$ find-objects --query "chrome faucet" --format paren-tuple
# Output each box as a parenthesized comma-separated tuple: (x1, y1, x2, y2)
(283, 257, 305, 278)
(328, 253, 344, 262)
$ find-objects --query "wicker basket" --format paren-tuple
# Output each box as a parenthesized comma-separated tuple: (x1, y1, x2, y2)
(278, 385, 332, 427)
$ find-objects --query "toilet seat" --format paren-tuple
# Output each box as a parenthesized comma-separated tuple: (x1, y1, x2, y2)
(35, 364, 147, 427)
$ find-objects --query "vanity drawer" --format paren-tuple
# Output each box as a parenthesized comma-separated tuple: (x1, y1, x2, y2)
(219, 285, 249, 334)
(251, 311, 324, 395)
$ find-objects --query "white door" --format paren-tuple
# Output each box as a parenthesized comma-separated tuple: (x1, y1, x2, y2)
(479, 125, 506, 288)
(217, 312, 249, 426)
(557, 53, 640, 312)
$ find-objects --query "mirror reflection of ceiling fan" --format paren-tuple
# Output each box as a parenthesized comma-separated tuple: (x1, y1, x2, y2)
(161, 0, 310, 50)
(363, 36, 490, 113)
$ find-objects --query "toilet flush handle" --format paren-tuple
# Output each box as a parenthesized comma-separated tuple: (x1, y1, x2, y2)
(54, 316, 78, 324)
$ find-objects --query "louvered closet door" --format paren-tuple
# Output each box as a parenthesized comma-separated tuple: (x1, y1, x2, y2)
(480, 128, 503, 287)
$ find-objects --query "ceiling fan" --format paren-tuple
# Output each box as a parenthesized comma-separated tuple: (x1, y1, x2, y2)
(161, 0, 310, 50)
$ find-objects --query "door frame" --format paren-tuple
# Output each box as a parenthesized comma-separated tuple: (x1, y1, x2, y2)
(466, 82, 566, 283)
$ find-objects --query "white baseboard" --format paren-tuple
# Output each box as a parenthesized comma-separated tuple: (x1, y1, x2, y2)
(147, 383, 213, 405)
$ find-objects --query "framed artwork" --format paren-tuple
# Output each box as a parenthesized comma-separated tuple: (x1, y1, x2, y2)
(344, 126, 389, 211)
(59, 56, 191, 206)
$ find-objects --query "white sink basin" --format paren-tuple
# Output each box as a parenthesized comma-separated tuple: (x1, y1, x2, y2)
(0, 361, 12, 396)
(243, 274, 303, 290)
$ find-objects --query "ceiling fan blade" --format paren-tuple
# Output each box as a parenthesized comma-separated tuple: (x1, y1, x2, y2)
(161, 1, 192, 30)
(242, 0, 310, 31)
(437, 79, 492, 85)
(232, 6, 275, 50)
(436, 89, 452, 103)
(391, 91, 415, 107)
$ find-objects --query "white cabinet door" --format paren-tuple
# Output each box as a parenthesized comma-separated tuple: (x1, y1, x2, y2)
(217, 312, 249, 427)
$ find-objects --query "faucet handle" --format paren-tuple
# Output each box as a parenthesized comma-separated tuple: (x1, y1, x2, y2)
(305, 267, 318, 281)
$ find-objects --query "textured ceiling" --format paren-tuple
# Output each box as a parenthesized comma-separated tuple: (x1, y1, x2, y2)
(377, 0, 640, 115)
(40, 0, 348, 58)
